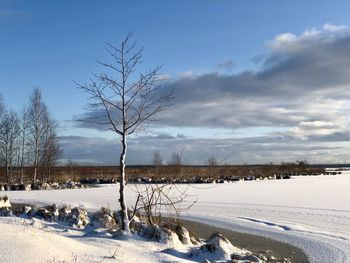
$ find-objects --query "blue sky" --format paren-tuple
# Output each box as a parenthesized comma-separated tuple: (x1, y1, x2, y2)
(2, 1, 350, 164)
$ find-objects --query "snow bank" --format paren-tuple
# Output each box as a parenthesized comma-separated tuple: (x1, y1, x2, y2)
(0, 215, 260, 263)
(0, 217, 190, 263)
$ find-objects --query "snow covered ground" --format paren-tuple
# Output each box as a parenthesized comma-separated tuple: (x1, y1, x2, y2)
(3, 172, 350, 263)
(0, 216, 200, 263)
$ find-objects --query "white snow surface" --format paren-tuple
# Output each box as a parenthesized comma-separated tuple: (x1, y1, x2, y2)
(0, 217, 195, 263)
(3, 172, 350, 263)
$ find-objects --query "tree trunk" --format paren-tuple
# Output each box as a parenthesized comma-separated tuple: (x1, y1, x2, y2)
(20, 112, 26, 184)
(48, 164, 51, 182)
(20, 135, 25, 184)
(33, 166, 37, 183)
(33, 145, 38, 183)
(41, 164, 46, 183)
(6, 164, 10, 184)
(119, 134, 129, 231)
(20, 167, 24, 184)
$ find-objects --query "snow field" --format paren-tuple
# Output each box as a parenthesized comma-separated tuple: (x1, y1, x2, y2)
(3, 172, 350, 262)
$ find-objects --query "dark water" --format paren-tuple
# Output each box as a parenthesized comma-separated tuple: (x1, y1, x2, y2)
(179, 219, 309, 263)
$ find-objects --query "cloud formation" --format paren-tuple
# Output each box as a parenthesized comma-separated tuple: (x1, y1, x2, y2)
(61, 132, 347, 165)
(217, 60, 235, 71)
(73, 24, 350, 164)
(158, 24, 350, 133)
(270, 23, 349, 52)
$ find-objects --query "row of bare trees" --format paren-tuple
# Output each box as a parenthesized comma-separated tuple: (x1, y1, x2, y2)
(0, 88, 62, 184)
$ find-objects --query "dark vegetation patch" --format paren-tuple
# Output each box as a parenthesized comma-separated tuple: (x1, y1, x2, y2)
(0, 163, 340, 185)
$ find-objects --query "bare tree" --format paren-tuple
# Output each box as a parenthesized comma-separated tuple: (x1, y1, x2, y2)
(207, 156, 218, 166)
(0, 110, 20, 183)
(28, 88, 48, 183)
(77, 33, 173, 231)
(170, 152, 182, 166)
(42, 117, 62, 182)
(170, 152, 183, 177)
(0, 91, 60, 184)
(152, 151, 162, 176)
(40, 109, 52, 182)
(207, 156, 218, 177)
(18, 105, 29, 183)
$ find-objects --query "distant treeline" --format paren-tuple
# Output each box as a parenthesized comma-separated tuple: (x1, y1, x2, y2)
(0, 89, 62, 184)
(0, 162, 329, 184)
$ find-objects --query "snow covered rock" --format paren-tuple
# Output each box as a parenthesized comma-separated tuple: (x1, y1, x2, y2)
(68, 207, 90, 228)
(40, 183, 51, 190)
(49, 182, 60, 189)
(190, 233, 253, 262)
(152, 225, 182, 246)
(51, 204, 59, 217)
(131, 220, 199, 247)
(0, 196, 11, 208)
(35, 208, 54, 221)
(0, 196, 13, 217)
(92, 207, 117, 229)
(62, 181, 83, 189)
(0, 207, 13, 216)
(57, 205, 90, 228)
(58, 205, 71, 220)
(14, 203, 89, 228)
(21, 205, 34, 217)
(131, 221, 177, 244)
(202, 233, 235, 255)
(34, 204, 59, 221)
(160, 222, 199, 245)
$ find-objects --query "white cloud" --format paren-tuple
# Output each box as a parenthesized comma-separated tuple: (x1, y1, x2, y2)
(270, 23, 349, 52)
(179, 70, 194, 78)
(299, 120, 335, 129)
(323, 23, 347, 32)
(156, 73, 171, 81)
(290, 119, 346, 140)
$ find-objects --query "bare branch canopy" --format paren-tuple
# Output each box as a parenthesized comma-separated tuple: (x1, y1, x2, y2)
(77, 33, 174, 232)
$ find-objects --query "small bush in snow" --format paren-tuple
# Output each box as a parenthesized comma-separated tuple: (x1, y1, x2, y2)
(92, 207, 117, 229)
(68, 207, 90, 228)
